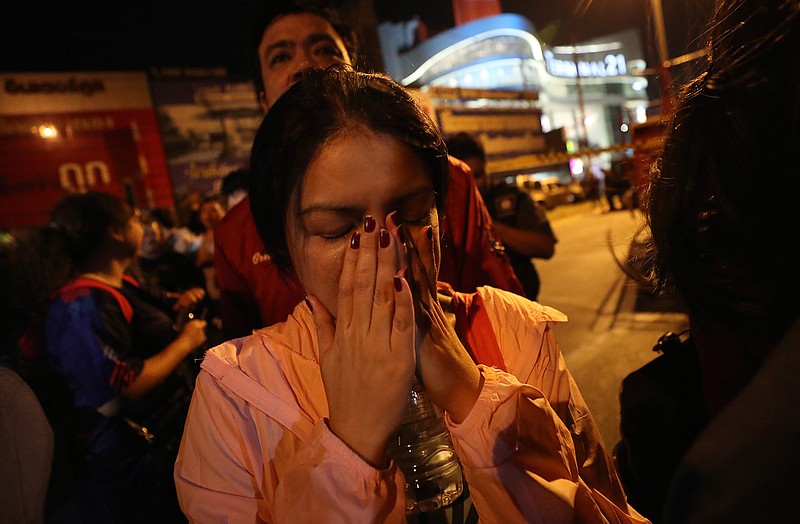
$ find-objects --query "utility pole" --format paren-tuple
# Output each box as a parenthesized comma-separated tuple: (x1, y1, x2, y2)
(650, 0, 670, 67)
(573, 52, 589, 149)
(649, 0, 674, 114)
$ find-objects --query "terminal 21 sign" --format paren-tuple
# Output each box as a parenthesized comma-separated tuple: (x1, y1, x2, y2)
(543, 50, 628, 79)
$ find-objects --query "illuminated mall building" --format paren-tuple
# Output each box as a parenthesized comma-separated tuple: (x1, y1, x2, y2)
(377, 4, 650, 179)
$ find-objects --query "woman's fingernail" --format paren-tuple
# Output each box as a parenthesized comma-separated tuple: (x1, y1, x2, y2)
(364, 215, 376, 233)
(304, 295, 313, 312)
(394, 275, 403, 292)
(379, 229, 390, 248)
(426, 226, 433, 241)
(387, 210, 398, 226)
(350, 231, 360, 249)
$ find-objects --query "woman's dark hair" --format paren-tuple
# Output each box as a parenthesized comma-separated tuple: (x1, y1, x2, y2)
(250, 66, 449, 273)
(50, 191, 133, 266)
(13, 191, 133, 323)
(645, 0, 800, 335)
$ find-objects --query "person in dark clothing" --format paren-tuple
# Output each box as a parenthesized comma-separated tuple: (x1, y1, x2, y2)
(604, 163, 632, 212)
(13, 192, 207, 523)
(632, 0, 800, 522)
(447, 132, 556, 300)
(131, 208, 206, 315)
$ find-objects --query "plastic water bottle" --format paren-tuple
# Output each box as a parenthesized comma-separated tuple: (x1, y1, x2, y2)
(387, 377, 464, 514)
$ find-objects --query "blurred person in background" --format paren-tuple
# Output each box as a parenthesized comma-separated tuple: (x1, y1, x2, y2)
(148, 206, 202, 258)
(213, 0, 522, 338)
(13, 191, 207, 523)
(131, 208, 207, 317)
(176, 189, 205, 235)
(447, 132, 556, 300)
(0, 235, 53, 524)
(220, 167, 250, 210)
(194, 195, 226, 302)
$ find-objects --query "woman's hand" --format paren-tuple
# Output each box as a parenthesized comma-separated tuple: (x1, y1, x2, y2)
(401, 225, 483, 423)
(308, 213, 415, 467)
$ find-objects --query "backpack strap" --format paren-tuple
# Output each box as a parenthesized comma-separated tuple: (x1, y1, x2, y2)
(58, 277, 134, 324)
(451, 291, 507, 372)
(122, 274, 140, 288)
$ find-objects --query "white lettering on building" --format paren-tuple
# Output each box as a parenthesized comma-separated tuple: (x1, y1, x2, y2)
(58, 161, 112, 191)
(544, 50, 627, 78)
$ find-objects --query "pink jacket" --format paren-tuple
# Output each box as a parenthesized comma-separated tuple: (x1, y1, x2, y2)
(175, 287, 647, 523)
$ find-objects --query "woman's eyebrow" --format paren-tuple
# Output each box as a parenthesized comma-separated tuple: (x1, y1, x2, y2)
(299, 203, 361, 217)
(299, 186, 435, 217)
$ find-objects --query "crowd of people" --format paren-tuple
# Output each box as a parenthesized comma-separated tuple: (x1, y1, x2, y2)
(1, 0, 798, 522)
(0, 181, 241, 521)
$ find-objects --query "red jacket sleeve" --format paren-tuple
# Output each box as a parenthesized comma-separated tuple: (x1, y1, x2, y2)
(439, 157, 525, 296)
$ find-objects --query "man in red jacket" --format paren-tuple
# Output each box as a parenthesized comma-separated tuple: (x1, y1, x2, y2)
(214, 2, 522, 337)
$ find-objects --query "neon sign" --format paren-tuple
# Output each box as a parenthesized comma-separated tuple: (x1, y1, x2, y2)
(544, 50, 627, 78)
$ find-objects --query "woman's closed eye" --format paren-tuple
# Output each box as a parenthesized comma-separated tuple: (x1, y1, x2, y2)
(315, 217, 426, 242)
(396, 206, 435, 228)
(314, 221, 357, 242)
(398, 215, 430, 227)
(319, 228, 353, 241)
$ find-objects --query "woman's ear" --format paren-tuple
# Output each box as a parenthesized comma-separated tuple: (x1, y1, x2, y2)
(108, 225, 126, 243)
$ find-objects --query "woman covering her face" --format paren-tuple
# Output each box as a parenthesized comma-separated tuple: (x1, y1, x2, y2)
(175, 67, 647, 523)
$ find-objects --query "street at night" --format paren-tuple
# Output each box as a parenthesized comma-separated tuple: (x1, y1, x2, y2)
(3, 1, 798, 522)
(537, 204, 688, 447)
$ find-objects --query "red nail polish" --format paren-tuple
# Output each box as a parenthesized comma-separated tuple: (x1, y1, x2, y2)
(426, 227, 433, 241)
(379, 229, 390, 248)
(364, 215, 376, 233)
(394, 275, 403, 292)
(350, 231, 360, 249)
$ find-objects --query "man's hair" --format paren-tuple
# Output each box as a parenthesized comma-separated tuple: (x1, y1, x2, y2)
(248, 0, 359, 96)
(249, 66, 449, 273)
(445, 132, 485, 162)
(148, 207, 177, 229)
(221, 168, 250, 197)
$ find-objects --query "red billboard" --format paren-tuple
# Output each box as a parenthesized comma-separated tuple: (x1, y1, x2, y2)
(0, 72, 173, 229)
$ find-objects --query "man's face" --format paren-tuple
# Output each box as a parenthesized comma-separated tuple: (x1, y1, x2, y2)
(257, 12, 352, 111)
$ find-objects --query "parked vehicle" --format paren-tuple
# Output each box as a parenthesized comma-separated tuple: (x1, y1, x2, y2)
(566, 180, 585, 203)
(524, 176, 574, 210)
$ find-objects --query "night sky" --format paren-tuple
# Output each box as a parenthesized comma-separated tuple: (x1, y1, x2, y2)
(1, 0, 714, 77)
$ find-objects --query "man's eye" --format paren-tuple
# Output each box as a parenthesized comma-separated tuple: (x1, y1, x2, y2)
(315, 45, 342, 58)
(269, 52, 290, 66)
